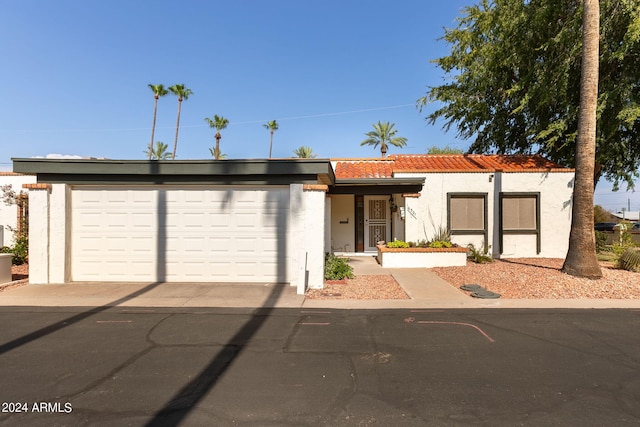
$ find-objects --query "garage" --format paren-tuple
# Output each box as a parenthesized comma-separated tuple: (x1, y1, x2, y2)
(14, 158, 333, 291)
(71, 186, 290, 283)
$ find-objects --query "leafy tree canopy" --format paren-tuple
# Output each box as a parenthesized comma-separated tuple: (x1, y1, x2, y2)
(419, 0, 640, 189)
(427, 145, 465, 154)
(593, 205, 611, 223)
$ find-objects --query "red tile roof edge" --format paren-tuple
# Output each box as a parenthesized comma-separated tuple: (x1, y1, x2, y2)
(392, 168, 575, 174)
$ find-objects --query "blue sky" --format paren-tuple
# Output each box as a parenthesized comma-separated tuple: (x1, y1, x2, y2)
(0, 0, 637, 212)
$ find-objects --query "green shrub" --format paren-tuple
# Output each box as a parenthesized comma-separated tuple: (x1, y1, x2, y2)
(324, 253, 355, 280)
(0, 234, 28, 265)
(617, 248, 640, 272)
(386, 240, 410, 249)
(414, 239, 428, 248)
(432, 225, 451, 243)
(428, 240, 452, 249)
(594, 230, 609, 253)
(467, 243, 493, 263)
(612, 242, 633, 259)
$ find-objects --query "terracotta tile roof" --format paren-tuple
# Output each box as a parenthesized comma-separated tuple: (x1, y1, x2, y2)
(334, 160, 394, 179)
(333, 154, 571, 179)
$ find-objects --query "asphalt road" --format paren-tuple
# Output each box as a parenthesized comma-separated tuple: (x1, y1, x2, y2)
(0, 307, 639, 426)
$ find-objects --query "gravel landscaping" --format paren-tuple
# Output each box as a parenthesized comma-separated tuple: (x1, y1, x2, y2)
(431, 258, 640, 299)
(308, 258, 639, 300)
(306, 275, 409, 300)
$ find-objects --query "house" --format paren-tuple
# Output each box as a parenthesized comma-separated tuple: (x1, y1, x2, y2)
(13, 154, 574, 293)
(329, 154, 574, 259)
(0, 172, 36, 247)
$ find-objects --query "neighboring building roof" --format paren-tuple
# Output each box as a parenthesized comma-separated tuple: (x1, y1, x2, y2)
(0, 172, 35, 176)
(611, 211, 640, 221)
(333, 154, 572, 179)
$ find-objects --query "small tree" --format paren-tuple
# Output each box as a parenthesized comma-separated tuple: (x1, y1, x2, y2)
(144, 141, 172, 160)
(593, 205, 611, 224)
(293, 146, 317, 158)
(361, 121, 407, 157)
(208, 147, 227, 159)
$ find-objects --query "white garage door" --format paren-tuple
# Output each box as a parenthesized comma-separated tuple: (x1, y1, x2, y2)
(71, 186, 290, 283)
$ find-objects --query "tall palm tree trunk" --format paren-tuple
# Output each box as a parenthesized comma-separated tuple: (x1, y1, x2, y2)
(149, 96, 159, 160)
(172, 100, 182, 160)
(269, 131, 274, 158)
(562, 0, 602, 278)
(215, 133, 221, 160)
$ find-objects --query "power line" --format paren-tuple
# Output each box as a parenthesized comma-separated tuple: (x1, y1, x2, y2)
(0, 103, 416, 133)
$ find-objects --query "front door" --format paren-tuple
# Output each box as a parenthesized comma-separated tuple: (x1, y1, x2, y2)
(364, 196, 389, 251)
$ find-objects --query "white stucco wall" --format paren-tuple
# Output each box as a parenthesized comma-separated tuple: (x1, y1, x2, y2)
(26, 183, 71, 284)
(330, 194, 354, 252)
(28, 186, 50, 284)
(498, 171, 574, 258)
(399, 172, 495, 247)
(291, 184, 327, 293)
(378, 250, 467, 268)
(395, 171, 574, 258)
(0, 173, 36, 247)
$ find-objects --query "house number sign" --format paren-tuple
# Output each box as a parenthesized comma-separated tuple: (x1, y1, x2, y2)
(407, 206, 417, 219)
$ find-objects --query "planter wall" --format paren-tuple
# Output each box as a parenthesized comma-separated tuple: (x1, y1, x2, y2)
(376, 245, 468, 268)
(0, 253, 12, 284)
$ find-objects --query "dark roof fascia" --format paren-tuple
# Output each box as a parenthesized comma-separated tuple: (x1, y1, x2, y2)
(12, 158, 335, 185)
(329, 177, 425, 195)
(329, 184, 423, 195)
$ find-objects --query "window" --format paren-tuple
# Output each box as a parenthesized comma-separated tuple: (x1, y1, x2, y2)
(502, 197, 537, 230)
(500, 193, 540, 254)
(448, 193, 488, 249)
(449, 194, 486, 232)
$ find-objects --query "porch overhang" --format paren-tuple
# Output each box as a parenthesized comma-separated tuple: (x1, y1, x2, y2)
(329, 177, 424, 195)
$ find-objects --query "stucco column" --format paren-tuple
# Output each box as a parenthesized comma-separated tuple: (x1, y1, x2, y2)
(324, 196, 331, 254)
(24, 183, 51, 284)
(290, 184, 328, 294)
(302, 185, 327, 291)
(289, 184, 304, 293)
(48, 184, 69, 283)
(402, 193, 421, 243)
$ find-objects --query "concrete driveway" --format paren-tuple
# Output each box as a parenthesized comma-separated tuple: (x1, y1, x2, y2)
(2, 256, 640, 309)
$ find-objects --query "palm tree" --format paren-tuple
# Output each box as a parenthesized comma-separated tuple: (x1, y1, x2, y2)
(562, 0, 602, 278)
(168, 84, 193, 160)
(147, 84, 168, 160)
(263, 120, 279, 158)
(293, 146, 317, 158)
(204, 115, 229, 160)
(144, 141, 172, 160)
(360, 121, 407, 157)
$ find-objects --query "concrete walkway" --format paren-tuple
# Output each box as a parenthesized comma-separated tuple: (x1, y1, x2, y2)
(1, 256, 640, 309)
